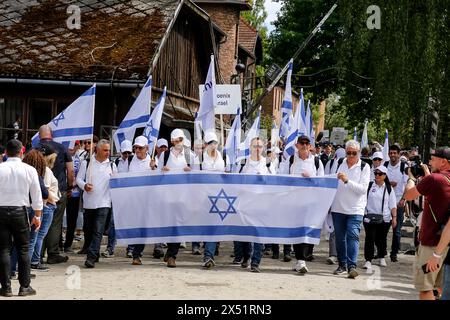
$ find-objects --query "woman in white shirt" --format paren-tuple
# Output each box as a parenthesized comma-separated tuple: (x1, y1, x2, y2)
(363, 165, 397, 270)
(201, 132, 225, 268)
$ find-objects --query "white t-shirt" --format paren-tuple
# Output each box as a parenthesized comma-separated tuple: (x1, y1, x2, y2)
(241, 157, 270, 174)
(202, 150, 225, 172)
(386, 161, 409, 203)
(365, 182, 397, 222)
(158, 148, 188, 172)
(289, 153, 325, 177)
(128, 154, 151, 172)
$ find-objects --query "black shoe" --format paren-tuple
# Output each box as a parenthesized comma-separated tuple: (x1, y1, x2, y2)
(306, 255, 315, 262)
(29, 273, 36, 279)
(0, 287, 12, 297)
(85, 260, 95, 268)
(64, 247, 75, 254)
(283, 254, 292, 262)
(214, 247, 219, 256)
(250, 265, 261, 273)
(272, 252, 280, 259)
(153, 250, 164, 259)
(18, 286, 36, 297)
(232, 258, 242, 265)
(390, 255, 398, 262)
(241, 259, 249, 268)
(31, 263, 49, 272)
(47, 255, 69, 264)
(77, 249, 88, 255)
(333, 266, 347, 275)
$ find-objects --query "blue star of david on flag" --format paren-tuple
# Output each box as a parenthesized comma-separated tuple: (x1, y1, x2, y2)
(208, 189, 238, 221)
(144, 119, 159, 141)
(52, 112, 65, 127)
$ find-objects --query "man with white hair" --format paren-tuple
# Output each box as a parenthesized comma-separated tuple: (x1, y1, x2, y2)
(330, 139, 370, 278)
(158, 129, 191, 267)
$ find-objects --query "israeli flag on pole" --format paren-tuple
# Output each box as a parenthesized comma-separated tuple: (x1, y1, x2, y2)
(223, 108, 242, 172)
(237, 106, 261, 162)
(143, 86, 166, 152)
(280, 59, 293, 140)
(383, 129, 389, 161)
(305, 100, 312, 138)
(283, 93, 302, 158)
(31, 85, 96, 148)
(308, 101, 315, 147)
(195, 55, 216, 135)
(271, 120, 279, 149)
(297, 89, 307, 136)
(113, 76, 152, 149)
(353, 127, 358, 141)
(361, 119, 368, 149)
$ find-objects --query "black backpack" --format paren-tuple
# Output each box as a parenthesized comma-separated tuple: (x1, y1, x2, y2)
(288, 155, 320, 174)
(384, 161, 406, 175)
(114, 155, 133, 169)
(162, 147, 191, 168)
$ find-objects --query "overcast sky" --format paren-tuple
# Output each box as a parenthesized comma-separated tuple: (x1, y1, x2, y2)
(264, 0, 282, 33)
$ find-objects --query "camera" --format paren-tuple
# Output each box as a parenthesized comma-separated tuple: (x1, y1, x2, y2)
(407, 155, 425, 178)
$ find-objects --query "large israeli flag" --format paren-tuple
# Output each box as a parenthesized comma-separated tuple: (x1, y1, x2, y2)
(236, 107, 261, 162)
(195, 55, 216, 135)
(223, 108, 242, 172)
(110, 172, 339, 245)
(113, 76, 152, 149)
(280, 59, 293, 140)
(31, 85, 95, 148)
(143, 86, 166, 153)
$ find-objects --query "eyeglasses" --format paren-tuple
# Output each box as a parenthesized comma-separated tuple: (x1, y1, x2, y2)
(346, 151, 358, 156)
(373, 158, 382, 161)
(134, 146, 145, 151)
(298, 141, 310, 145)
(374, 171, 386, 176)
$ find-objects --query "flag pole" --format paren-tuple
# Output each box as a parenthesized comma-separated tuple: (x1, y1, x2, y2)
(88, 84, 96, 184)
(220, 114, 225, 152)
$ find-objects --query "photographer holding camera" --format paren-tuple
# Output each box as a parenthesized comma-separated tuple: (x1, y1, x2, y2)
(404, 146, 450, 300)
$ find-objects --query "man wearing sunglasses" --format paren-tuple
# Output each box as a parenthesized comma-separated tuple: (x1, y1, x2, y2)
(330, 140, 371, 278)
(287, 135, 324, 274)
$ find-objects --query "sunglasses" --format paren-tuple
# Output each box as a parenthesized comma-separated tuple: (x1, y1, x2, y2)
(346, 151, 358, 156)
(207, 141, 218, 145)
(373, 158, 382, 161)
(298, 141, 310, 145)
(122, 151, 132, 155)
(84, 141, 91, 145)
(134, 146, 145, 151)
(374, 171, 386, 176)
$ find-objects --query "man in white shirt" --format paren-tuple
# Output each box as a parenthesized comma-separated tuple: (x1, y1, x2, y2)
(0, 139, 42, 297)
(385, 144, 408, 262)
(330, 140, 371, 278)
(288, 135, 324, 274)
(115, 140, 133, 173)
(159, 129, 191, 268)
(76, 139, 117, 268)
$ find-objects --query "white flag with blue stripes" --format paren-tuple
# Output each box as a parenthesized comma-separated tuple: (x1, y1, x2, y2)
(353, 127, 358, 141)
(113, 76, 152, 149)
(283, 90, 306, 158)
(280, 59, 293, 140)
(110, 172, 339, 245)
(361, 120, 368, 149)
(223, 108, 241, 172)
(306, 100, 315, 146)
(195, 55, 216, 135)
(143, 86, 166, 152)
(383, 129, 389, 161)
(31, 85, 96, 148)
(236, 107, 261, 162)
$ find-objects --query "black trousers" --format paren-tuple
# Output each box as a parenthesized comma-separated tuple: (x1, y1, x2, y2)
(166, 243, 181, 259)
(43, 192, 67, 258)
(293, 243, 314, 261)
(0, 207, 30, 289)
(80, 209, 95, 252)
(64, 196, 80, 250)
(272, 244, 292, 255)
(364, 222, 391, 261)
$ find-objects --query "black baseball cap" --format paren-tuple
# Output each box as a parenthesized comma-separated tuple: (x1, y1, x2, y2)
(297, 135, 311, 143)
(431, 146, 450, 161)
(35, 143, 56, 156)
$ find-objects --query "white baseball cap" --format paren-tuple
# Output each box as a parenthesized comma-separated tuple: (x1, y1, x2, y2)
(133, 135, 148, 147)
(156, 138, 168, 148)
(120, 140, 132, 153)
(374, 165, 388, 174)
(371, 151, 384, 160)
(171, 128, 185, 140)
(204, 131, 218, 144)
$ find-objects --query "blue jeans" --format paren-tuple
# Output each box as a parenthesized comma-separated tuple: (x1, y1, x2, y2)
(331, 212, 363, 270)
(391, 206, 404, 257)
(106, 211, 116, 254)
(442, 264, 450, 301)
(204, 242, 217, 261)
(233, 241, 243, 261)
(236, 242, 263, 266)
(86, 208, 110, 262)
(30, 204, 56, 265)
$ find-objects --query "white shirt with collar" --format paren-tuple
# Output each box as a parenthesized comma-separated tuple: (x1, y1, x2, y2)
(116, 155, 132, 173)
(76, 156, 117, 209)
(385, 160, 408, 202)
(331, 158, 371, 215)
(241, 157, 271, 174)
(158, 148, 189, 172)
(289, 153, 325, 177)
(0, 157, 43, 211)
(128, 154, 151, 172)
(202, 150, 225, 172)
(365, 182, 397, 222)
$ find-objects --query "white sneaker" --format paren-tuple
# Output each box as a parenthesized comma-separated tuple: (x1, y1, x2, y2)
(180, 242, 186, 249)
(293, 260, 308, 274)
(363, 261, 372, 269)
(379, 258, 387, 267)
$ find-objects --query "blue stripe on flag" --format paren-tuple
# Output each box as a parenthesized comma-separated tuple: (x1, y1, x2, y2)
(116, 225, 321, 240)
(118, 115, 150, 129)
(110, 173, 338, 189)
(281, 100, 292, 111)
(81, 86, 96, 96)
(52, 126, 93, 138)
